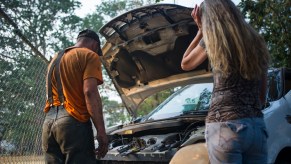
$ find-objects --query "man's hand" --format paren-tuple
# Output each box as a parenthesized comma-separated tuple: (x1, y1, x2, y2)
(95, 134, 108, 159)
(191, 4, 202, 29)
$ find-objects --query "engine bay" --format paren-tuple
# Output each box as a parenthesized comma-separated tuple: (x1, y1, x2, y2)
(101, 119, 206, 163)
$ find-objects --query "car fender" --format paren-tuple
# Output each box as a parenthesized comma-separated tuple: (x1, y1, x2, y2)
(263, 91, 291, 163)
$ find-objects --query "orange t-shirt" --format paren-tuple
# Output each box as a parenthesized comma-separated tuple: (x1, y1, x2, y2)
(44, 47, 103, 122)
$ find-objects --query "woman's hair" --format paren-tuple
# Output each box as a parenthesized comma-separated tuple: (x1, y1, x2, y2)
(201, 0, 270, 80)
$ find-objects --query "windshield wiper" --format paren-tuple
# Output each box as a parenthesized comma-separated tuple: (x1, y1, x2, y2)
(180, 110, 208, 116)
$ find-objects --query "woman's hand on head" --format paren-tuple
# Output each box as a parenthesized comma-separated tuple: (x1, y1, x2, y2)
(191, 4, 202, 30)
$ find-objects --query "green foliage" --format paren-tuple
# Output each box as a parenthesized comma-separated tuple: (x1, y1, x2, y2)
(137, 89, 174, 117)
(1, 0, 82, 55)
(0, 0, 81, 155)
(0, 54, 46, 155)
(195, 88, 212, 111)
(239, 0, 291, 67)
(97, 0, 127, 18)
(102, 96, 130, 127)
(82, 13, 104, 33)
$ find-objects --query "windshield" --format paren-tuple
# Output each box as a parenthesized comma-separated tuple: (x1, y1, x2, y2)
(143, 83, 213, 121)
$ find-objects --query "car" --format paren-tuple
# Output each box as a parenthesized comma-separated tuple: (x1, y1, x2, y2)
(99, 3, 291, 164)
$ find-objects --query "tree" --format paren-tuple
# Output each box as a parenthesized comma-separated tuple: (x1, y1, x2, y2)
(196, 88, 212, 111)
(1, 0, 82, 56)
(239, 0, 291, 67)
(137, 89, 175, 117)
(0, 0, 82, 155)
(102, 96, 130, 127)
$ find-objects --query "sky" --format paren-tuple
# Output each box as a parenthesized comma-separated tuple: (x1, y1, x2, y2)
(75, 0, 241, 18)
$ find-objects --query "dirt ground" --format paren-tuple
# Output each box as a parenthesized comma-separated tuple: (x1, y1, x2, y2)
(0, 156, 44, 164)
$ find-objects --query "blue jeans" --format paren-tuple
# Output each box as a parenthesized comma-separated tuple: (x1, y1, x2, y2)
(205, 118, 268, 164)
(42, 106, 97, 164)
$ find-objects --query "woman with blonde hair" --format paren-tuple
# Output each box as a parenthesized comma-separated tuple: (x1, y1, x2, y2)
(181, 0, 270, 163)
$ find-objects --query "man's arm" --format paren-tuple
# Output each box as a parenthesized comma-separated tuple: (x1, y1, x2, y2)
(83, 77, 108, 158)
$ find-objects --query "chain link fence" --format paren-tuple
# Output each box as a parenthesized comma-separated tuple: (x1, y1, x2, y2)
(0, 8, 47, 163)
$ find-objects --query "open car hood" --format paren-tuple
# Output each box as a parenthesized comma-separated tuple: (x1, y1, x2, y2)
(99, 4, 211, 117)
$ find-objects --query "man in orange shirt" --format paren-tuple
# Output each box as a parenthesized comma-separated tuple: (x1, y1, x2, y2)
(42, 29, 108, 163)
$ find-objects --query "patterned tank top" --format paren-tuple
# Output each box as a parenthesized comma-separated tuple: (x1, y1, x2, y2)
(206, 72, 263, 123)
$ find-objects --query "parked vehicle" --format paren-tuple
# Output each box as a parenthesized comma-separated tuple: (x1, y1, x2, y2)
(99, 4, 291, 163)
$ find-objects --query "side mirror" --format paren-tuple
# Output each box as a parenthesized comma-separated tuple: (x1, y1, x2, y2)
(132, 116, 143, 123)
(262, 102, 270, 110)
